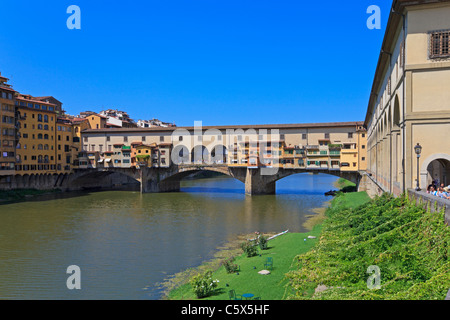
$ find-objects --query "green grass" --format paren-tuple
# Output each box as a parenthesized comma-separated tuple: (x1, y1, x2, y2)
(287, 193, 450, 300)
(335, 177, 357, 193)
(166, 190, 372, 301)
(167, 226, 323, 300)
(330, 191, 371, 211)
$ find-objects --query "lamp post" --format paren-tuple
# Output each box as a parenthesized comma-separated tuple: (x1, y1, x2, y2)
(414, 143, 422, 191)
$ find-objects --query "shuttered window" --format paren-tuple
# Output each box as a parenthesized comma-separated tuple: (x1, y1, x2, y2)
(430, 30, 450, 59)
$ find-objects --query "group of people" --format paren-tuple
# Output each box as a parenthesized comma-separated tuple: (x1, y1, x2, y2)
(427, 181, 450, 200)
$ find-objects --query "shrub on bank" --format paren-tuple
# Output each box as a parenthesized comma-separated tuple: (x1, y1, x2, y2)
(190, 270, 219, 299)
(222, 257, 240, 274)
(241, 240, 258, 257)
(258, 234, 269, 250)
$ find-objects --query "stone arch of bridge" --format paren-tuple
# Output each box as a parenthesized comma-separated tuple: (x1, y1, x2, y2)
(70, 169, 141, 188)
(159, 166, 244, 184)
(255, 168, 361, 187)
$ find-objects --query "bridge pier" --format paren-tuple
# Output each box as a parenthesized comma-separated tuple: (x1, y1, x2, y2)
(141, 179, 180, 193)
(245, 168, 276, 195)
(139, 167, 181, 193)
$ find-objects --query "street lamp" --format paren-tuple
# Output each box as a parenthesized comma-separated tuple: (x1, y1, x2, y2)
(414, 143, 422, 191)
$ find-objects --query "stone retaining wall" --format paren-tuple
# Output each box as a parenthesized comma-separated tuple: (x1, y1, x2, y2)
(407, 189, 450, 226)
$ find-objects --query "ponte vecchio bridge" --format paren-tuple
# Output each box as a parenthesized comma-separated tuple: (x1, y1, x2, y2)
(57, 121, 369, 195)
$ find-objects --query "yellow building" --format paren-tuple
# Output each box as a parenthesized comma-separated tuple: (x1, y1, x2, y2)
(135, 144, 155, 167)
(56, 117, 79, 173)
(0, 72, 16, 185)
(14, 94, 82, 175)
(15, 94, 58, 175)
(86, 114, 108, 130)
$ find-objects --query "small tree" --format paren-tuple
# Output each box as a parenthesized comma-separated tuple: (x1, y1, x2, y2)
(241, 240, 258, 257)
(258, 234, 268, 250)
(190, 270, 218, 299)
(222, 257, 240, 274)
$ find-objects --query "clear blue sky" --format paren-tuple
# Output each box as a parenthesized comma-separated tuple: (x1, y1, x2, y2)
(0, 0, 391, 127)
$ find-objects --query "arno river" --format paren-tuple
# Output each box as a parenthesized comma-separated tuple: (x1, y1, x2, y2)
(0, 173, 338, 299)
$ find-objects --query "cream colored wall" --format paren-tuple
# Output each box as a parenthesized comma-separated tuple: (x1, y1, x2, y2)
(83, 127, 363, 151)
(406, 4, 450, 66)
(365, 2, 450, 194)
(411, 70, 450, 112)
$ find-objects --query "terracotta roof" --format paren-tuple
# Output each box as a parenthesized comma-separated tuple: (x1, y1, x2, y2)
(16, 95, 56, 106)
(71, 118, 88, 123)
(82, 121, 365, 134)
(34, 96, 62, 105)
(0, 85, 15, 92)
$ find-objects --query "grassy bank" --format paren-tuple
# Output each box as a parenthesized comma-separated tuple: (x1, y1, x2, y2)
(166, 191, 371, 300)
(286, 193, 450, 300)
(0, 188, 61, 202)
(303, 178, 363, 231)
(166, 228, 323, 300)
(334, 177, 357, 193)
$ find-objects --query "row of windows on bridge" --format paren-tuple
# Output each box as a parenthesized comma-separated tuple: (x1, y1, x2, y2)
(84, 133, 362, 143)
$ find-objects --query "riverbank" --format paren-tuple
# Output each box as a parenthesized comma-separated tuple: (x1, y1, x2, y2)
(302, 177, 358, 231)
(164, 190, 371, 300)
(164, 228, 323, 300)
(334, 177, 357, 192)
(286, 192, 450, 300)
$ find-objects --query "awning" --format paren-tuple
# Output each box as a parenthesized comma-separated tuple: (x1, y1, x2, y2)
(106, 159, 111, 163)
(98, 159, 104, 163)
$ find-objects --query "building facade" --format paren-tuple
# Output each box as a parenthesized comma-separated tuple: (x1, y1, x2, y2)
(81, 122, 367, 172)
(365, 0, 450, 195)
(0, 72, 16, 186)
(137, 119, 176, 128)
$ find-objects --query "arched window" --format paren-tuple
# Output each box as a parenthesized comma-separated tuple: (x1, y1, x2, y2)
(44, 115, 48, 123)
(38, 124, 43, 130)
(44, 125, 49, 130)
(38, 134, 43, 139)
(38, 114, 43, 122)
(44, 134, 49, 140)
(44, 144, 49, 150)
(38, 144, 43, 150)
